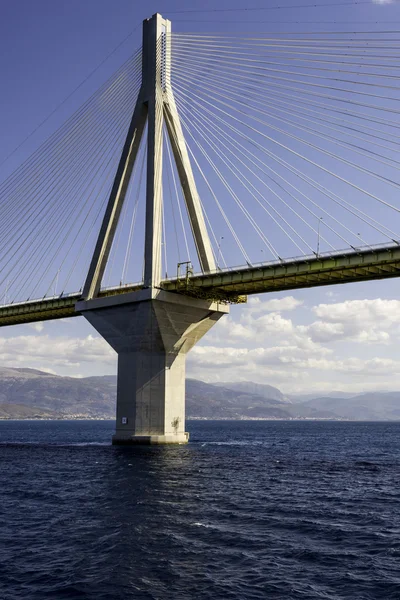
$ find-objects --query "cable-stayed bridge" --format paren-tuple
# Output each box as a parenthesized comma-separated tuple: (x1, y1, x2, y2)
(1, 13, 400, 443)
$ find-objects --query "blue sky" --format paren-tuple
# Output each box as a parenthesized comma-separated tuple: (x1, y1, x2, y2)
(1, 0, 400, 394)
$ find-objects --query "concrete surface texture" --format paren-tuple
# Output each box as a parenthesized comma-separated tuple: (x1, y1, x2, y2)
(77, 289, 228, 444)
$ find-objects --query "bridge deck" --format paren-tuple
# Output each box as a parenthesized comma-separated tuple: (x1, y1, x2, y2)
(165, 244, 400, 298)
(0, 244, 399, 327)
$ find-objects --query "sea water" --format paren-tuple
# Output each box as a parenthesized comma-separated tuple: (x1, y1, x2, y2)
(0, 420, 399, 599)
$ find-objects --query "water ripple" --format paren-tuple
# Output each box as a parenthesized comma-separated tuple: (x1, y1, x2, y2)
(0, 420, 399, 599)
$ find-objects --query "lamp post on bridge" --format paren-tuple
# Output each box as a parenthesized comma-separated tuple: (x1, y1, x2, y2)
(316, 217, 323, 257)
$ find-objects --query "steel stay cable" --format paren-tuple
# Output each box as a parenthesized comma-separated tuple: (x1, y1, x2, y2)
(171, 42, 400, 64)
(182, 135, 252, 265)
(186, 69, 400, 149)
(172, 77, 400, 210)
(0, 70, 142, 246)
(172, 36, 400, 51)
(61, 190, 113, 295)
(0, 29, 141, 172)
(172, 61, 400, 136)
(121, 139, 147, 284)
(170, 101, 284, 258)
(162, 186, 168, 277)
(181, 121, 287, 259)
(107, 153, 137, 287)
(173, 70, 400, 172)
(175, 94, 342, 250)
(172, 101, 281, 260)
(172, 49, 400, 79)
(199, 201, 227, 267)
(171, 55, 400, 104)
(172, 34, 400, 43)
(164, 104, 208, 265)
(43, 151, 123, 299)
(0, 106, 138, 258)
(174, 91, 353, 253)
(165, 132, 191, 261)
(0, 67, 142, 231)
(172, 46, 400, 62)
(172, 25, 400, 30)
(174, 93, 319, 253)
(165, 134, 182, 262)
(173, 69, 400, 170)
(205, 85, 400, 190)
(171, 38, 400, 51)
(0, 70, 142, 233)
(175, 93, 354, 249)
(21, 128, 127, 302)
(104, 175, 131, 288)
(163, 97, 251, 264)
(61, 149, 124, 295)
(0, 72, 142, 240)
(171, 64, 400, 126)
(57, 170, 118, 297)
(172, 44, 400, 77)
(0, 50, 142, 199)
(3, 101, 134, 298)
(167, 2, 379, 14)
(172, 30, 400, 38)
(177, 99, 323, 255)
(171, 39, 400, 59)
(57, 125, 142, 296)
(173, 84, 398, 241)
(164, 91, 253, 263)
(0, 79, 139, 263)
(171, 34, 400, 45)
(10, 122, 129, 301)
(172, 72, 400, 145)
(106, 93, 161, 285)
(176, 65, 400, 151)
(179, 93, 399, 242)
(241, 88, 400, 165)
(175, 92, 377, 248)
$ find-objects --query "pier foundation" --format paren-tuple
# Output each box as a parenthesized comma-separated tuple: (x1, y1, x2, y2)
(77, 289, 228, 444)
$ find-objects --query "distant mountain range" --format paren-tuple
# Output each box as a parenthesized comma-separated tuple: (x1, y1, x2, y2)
(0, 367, 399, 421)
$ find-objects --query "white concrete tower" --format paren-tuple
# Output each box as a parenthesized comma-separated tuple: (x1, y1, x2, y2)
(77, 14, 228, 444)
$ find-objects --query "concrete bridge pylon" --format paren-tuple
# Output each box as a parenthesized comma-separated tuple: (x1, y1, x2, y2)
(76, 13, 228, 444)
(78, 290, 228, 444)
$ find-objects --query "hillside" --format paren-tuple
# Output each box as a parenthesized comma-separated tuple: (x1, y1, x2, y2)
(0, 367, 400, 420)
(0, 369, 292, 420)
(214, 381, 290, 403)
(186, 379, 290, 419)
(300, 392, 400, 421)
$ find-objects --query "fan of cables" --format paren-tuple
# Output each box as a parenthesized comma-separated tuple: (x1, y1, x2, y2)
(168, 31, 400, 270)
(0, 48, 142, 305)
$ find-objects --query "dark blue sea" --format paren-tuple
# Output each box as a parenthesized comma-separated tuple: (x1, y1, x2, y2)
(0, 420, 399, 600)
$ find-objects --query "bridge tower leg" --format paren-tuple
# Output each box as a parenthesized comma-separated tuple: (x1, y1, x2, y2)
(77, 13, 228, 444)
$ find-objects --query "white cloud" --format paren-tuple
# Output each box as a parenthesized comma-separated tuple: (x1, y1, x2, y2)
(314, 299, 400, 323)
(0, 334, 115, 370)
(306, 299, 400, 344)
(190, 296, 400, 392)
(28, 322, 44, 332)
(2, 294, 400, 394)
(248, 296, 303, 313)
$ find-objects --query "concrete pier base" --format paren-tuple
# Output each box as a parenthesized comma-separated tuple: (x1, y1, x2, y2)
(76, 289, 228, 444)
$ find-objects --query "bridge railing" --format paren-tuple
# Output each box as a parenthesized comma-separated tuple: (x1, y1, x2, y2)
(1, 240, 399, 310)
(162, 240, 400, 281)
